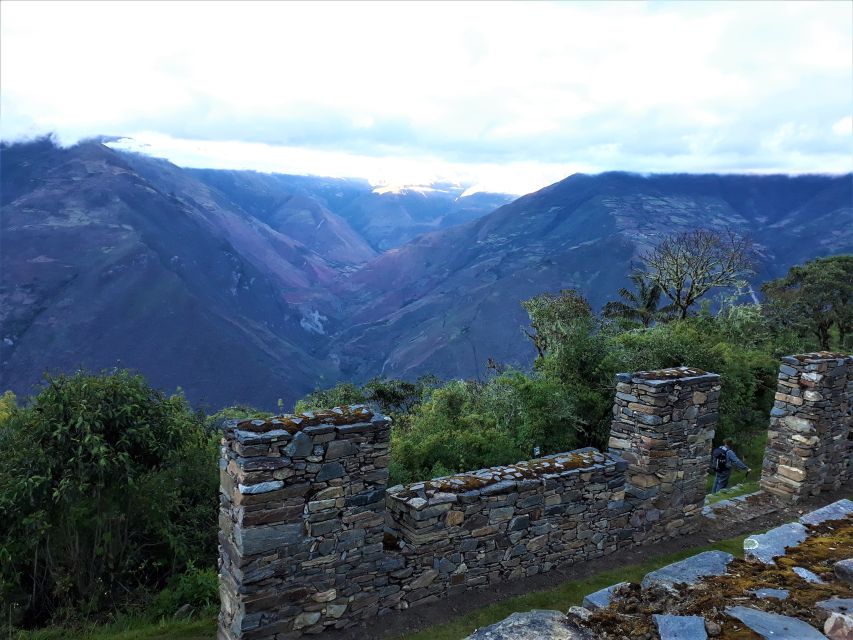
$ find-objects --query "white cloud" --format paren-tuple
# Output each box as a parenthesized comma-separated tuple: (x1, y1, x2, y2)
(2, 0, 851, 192)
(833, 116, 853, 136)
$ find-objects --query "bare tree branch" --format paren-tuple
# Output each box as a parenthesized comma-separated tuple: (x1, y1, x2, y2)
(640, 228, 755, 318)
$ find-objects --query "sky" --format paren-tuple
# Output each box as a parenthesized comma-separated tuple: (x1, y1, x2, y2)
(1, 0, 851, 195)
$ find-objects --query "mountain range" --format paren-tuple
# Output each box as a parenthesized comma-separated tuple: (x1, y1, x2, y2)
(1, 138, 851, 409)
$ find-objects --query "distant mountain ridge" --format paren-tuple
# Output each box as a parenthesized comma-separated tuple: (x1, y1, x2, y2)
(330, 171, 853, 383)
(0, 139, 512, 406)
(1, 138, 851, 408)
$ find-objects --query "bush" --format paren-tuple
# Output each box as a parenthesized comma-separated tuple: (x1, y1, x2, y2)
(149, 566, 218, 619)
(0, 370, 219, 627)
(389, 372, 583, 485)
(603, 316, 779, 442)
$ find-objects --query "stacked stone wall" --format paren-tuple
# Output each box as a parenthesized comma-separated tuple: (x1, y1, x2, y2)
(383, 448, 628, 606)
(760, 352, 853, 502)
(218, 367, 727, 638)
(218, 407, 391, 639)
(608, 367, 720, 543)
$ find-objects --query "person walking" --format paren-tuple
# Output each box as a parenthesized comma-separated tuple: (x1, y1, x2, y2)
(711, 438, 751, 493)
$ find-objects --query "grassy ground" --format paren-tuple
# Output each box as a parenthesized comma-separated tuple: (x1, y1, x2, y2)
(14, 535, 748, 640)
(13, 617, 216, 640)
(705, 480, 760, 505)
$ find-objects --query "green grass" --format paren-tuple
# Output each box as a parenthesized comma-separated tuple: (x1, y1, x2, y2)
(705, 480, 761, 505)
(14, 535, 749, 640)
(13, 615, 216, 640)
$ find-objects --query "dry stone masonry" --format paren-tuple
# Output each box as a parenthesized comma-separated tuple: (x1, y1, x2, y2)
(218, 355, 850, 639)
(608, 367, 720, 542)
(761, 352, 853, 502)
(218, 406, 392, 639)
(384, 448, 628, 604)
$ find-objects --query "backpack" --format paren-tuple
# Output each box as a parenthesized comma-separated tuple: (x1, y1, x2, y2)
(711, 446, 729, 473)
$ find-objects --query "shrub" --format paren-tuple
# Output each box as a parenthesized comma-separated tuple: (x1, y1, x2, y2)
(149, 566, 218, 619)
(0, 370, 218, 627)
(389, 372, 584, 485)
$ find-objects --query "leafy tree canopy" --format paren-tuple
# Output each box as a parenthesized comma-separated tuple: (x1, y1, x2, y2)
(762, 254, 853, 350)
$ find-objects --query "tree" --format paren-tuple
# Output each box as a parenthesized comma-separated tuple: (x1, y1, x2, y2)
(640, 229, 755, 319)
(762, 255, 853, 350)
(521, 289, 592, 358)
(602, 272, 674, 327)
(0, 391, 16, 423)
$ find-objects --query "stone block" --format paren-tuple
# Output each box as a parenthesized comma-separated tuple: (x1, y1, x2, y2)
(726, 606, 826, 640)
(834, 559, 853, 586)
(825, 612, 853, 640)
(235, 522, 304, 555)
(641, 551, 733, 592)
(582, 582, 628, 610)
(463, 610, 594, 640)
(316, 462, 346, 481)
(283, 431, 313, 458)
(743, 522, 807, 565)
(800, 499, 853, 525)
(653, 614, 707, 640)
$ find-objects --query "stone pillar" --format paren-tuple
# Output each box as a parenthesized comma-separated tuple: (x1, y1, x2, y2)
(608, 366, 720, 543)
(218, 406, 391, 640)
(760, 352, 852, 502)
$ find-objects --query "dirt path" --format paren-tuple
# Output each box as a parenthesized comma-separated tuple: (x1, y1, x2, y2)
(323, 483, 853, 640)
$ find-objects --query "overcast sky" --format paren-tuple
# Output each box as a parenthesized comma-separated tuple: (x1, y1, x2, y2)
(2, 1, 851, 194)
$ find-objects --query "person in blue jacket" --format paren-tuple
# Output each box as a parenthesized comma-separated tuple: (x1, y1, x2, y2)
(711, 438, 751, 493)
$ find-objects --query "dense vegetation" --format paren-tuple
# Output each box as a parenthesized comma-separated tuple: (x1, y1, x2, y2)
(1, 248, 849, 634)
(0, 373, 219, 631)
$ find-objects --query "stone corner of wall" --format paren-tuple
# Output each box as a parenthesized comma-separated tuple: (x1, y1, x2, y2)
(781, 351, 853, 366)
(616, 367, 721, 389)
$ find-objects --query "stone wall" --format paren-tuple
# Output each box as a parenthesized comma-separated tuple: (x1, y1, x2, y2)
(760, 352, 853, 502)
(383, 447, 629, 606)
(608, 367, 720, 543)
(218, 407, 392, 639)
(218, 367, 729, 638)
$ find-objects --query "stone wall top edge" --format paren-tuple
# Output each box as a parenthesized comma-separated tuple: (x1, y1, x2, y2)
(388, 447, 621, 501)
(224, 404, 389, 435)
(781, 352, 852, 365)
(616, 367, 721, 386)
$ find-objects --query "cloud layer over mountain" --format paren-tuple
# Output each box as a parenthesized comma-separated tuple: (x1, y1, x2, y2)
(2, 1, 850, 193)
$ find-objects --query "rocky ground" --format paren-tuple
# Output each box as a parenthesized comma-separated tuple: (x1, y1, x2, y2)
(581, 503, 852, 639)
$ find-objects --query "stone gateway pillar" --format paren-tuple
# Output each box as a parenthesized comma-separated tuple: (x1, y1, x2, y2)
(218, 406, 391, 639)
(608, 367, 720, 543)
(760, 352, 853, 502)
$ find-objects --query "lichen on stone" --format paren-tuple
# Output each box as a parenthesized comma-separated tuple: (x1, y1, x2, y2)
(234, 404, 374, 433)
(391, 449, 606, 500)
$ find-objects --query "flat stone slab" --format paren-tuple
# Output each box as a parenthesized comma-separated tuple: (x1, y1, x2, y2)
(464, 610, 594, 640)
(793, 566, 825, 584)
(653, 614, 708, 639)
(817, 598, 853, 614)
(744, 522, 807, 565)
(799, 499, 853, 526)
(642, 551, 734, 591)
(726, 606, 826, 639)
(749, 588, 789, 600)
(582, 582, 629, 610)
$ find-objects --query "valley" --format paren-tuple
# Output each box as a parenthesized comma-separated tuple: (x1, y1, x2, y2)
(1, 138, 851, 409)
